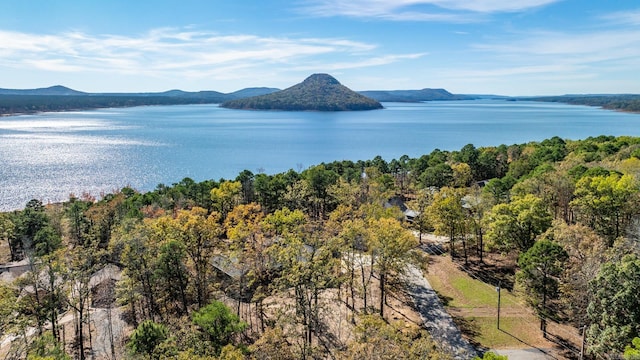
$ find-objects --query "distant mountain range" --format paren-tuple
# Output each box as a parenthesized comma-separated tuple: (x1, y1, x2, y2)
(0, 85, 283, 115)
(221, 74, 383, 111)
(0, 81, 474, 104)
(0, 85, 280, 102)
(12, 78, 634, 115)
(4, 75, 480, 114)
(0, 85, 88, 96)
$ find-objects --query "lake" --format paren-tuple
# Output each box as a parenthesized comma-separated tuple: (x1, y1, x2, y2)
(1, 100, 639, 211)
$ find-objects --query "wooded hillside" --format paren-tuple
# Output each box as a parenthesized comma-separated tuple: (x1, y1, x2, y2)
(221, 74, 383, 111)
(530, 94, 640, 112)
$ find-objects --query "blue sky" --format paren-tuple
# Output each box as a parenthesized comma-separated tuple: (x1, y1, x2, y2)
(1, 0, 639, 95)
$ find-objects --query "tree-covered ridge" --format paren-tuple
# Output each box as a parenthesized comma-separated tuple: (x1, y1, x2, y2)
(0, 88, 280, 116)
(0, 95, 226, 115)
(529, 94, 640, 112)
(3, 134, 640, 358)
(220, 73, 383, 111)
(0, 85, 86, 96)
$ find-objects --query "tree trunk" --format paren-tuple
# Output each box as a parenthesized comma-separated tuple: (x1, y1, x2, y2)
(107, 303, 116, 360)
(541, 273, 548, 339)
(379, 271, 385, 318)
(360, 261, 368, 312)
(256, 299, 265, 332)
(462, 234, 468, 265)
(237, 275, 244, 317)
(179, 282, 189, 316)
(350, 258, 356, 324)
(478, 229, 484, 263)
(141, 262, 158, 320)
(78, 305, 85, 360)
(449, 227, 456, 258)
(8, 240, 17, 262)
(130, 296, 138, 328)
(87, 307, 93, 359)
(313, 287, 319, 341)
(46, 261, 63, 343)
(28, 257, 44, 336)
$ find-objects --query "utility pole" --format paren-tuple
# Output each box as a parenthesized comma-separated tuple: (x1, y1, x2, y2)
(496, 281, 501, 329)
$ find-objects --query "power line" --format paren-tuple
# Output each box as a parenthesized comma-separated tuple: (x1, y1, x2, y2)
(431, 243, 582, 347)
(417, 238, 583, 356)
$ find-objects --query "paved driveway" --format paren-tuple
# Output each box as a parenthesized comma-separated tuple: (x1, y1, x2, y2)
(494, 348, 557, 359)
(405, 264, 478, 359)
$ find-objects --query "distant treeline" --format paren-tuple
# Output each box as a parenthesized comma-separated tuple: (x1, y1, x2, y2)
(0, 95, 222, 115)
(530, 94, 640, 112)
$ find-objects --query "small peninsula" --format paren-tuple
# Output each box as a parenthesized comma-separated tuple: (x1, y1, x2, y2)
(220, 73, 383, 111)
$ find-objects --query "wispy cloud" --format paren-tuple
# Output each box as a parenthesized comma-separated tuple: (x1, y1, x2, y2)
(427, 0, 562, 12)
(299, 0, 562, 22)
(473, 29, 640, 61)
(292, 53, 427, 71)
(600, 9, 640, 26)
(0, 28, 414, 81)
(441, 63, 590, 81)
(436, 25, 640, 94)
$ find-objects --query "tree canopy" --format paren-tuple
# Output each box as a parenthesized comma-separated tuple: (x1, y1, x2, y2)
(4, 134, 640, 358)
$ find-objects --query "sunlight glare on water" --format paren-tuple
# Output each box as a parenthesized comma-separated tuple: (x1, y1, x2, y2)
(1, 101, 640, 211)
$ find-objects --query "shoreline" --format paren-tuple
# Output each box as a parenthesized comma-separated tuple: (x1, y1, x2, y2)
(2, 99, 640, 117)
(0, 103, 188, 117)
(0, 95, 224, 117)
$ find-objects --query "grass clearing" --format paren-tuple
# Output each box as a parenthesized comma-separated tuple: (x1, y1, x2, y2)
(427, 255, 520, 309)
(449, 274, 520, 308)
(425, 254, 557, 350)
(464, 316, 544, 349)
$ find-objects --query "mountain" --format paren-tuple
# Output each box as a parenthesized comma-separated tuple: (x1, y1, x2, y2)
(359, 88, 473, 102)
(220, 74, 383, 111)
(0, 85, 86, 96)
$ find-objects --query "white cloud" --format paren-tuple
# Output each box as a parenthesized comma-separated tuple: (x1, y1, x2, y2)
(292, 53, 427, 71)
(427, 0, 562, 12)
(0, 28, 413, 82)
(299, 0, 562, 21)
(23, 59, 85, 72)
(472, 29, 640, 63)
(450, 63, 582, 78)
(434, 26, 640, 94)
(600, 9, 640, 26)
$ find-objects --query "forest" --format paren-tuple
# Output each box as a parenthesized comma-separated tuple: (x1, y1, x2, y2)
(0, 95, 226, 116)
(530, 94, 640, 112)
(1, 135, 640, 359)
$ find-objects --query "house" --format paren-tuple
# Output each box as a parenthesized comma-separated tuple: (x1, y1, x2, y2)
(210, 242, 316, 300)
(0, 259, 33, 282)
(384, 196, 419, 222)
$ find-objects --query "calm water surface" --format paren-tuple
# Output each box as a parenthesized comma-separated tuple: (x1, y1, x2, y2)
(1, 100, 639, 210)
